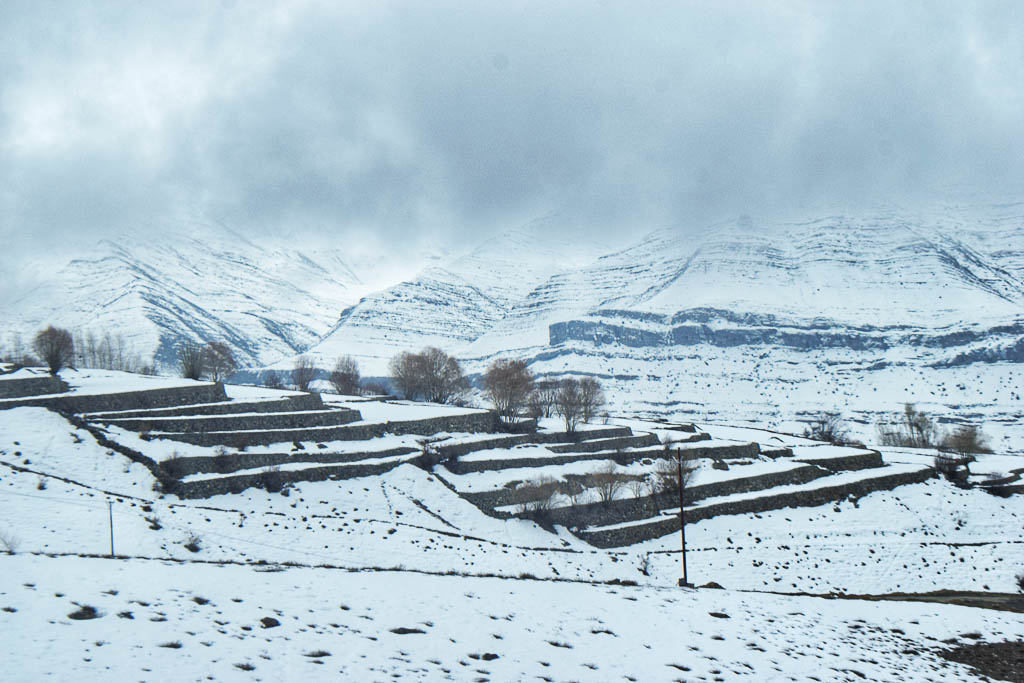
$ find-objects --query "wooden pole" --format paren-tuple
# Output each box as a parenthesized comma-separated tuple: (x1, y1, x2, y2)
(108, 500, 114, 558)
(677, 448, 688, 586)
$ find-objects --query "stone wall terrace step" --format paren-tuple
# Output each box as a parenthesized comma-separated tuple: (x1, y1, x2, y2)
(169, 454, 423, 499)
(161, 446, 419, 478)
(793, 450, 884, 472)
(547, 433, 661, 454)
(444, 446, 671, 475)
(99, 407, 362, 434)
(156, 410, 500, 447)
(578, 465, 935, 548)
(0, 383, 228, 413)
(86, 393, 324, 419)
(0, 375, 69, 400)
(464, 462, 831, 516)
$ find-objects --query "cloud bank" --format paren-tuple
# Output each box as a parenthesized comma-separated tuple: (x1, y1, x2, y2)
(1, 0, 1021, 263)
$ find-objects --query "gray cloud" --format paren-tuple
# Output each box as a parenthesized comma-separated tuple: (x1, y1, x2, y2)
(1, 0, 1022, 264)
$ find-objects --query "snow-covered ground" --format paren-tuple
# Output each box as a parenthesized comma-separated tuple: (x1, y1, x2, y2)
(1, 389, 1022, 681)
(3, 554, 1021, 682)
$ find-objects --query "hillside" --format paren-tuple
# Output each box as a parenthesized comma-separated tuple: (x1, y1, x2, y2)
(306, 205, 1024, 452)
(0, 371, 1021, 681)
(1, 222, 417, 369)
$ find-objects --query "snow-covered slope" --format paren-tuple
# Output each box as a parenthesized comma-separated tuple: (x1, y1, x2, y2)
(2, 223, 393, 369)
(295, 216, 610, 374)
(305, 204, 1024, 450)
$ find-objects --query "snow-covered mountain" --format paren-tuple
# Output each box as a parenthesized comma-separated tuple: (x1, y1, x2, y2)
(5, 203, 1021, 448)
(1, 223, 400, 369)
(304, 203, 1024, 450)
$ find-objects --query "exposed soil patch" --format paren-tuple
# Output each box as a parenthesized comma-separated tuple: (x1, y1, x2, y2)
(939, 641, 1024, 682)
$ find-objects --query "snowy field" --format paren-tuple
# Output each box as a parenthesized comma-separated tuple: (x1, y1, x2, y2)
(2, 554, 1021, 683)
(1, 387, 1022, 681)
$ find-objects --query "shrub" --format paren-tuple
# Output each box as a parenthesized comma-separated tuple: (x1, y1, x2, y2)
(33, 325, 74, 374)
(1016, 573, 1024, 593)
(515, 476, 560, 516)
(329, 356, 361, 395)
(584, 463, 629, 505)
(261, 466, 286, 493)
(161, 452, 187, 479)
(184, 533, 202, 553)
(939, 425, 992, 457)
(0, 530, 21, 555)
(483, 358, 535, 424)
(67, 605, 100, 620)
(803, 411, 850, 445)
(877, 403, 937, 448)
(654, 445, 698, 498)
(292, 356, 317, 392)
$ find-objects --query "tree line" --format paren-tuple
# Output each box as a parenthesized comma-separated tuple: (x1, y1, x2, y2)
(254, 346, 607, 432)
(6, 328, 607, 431)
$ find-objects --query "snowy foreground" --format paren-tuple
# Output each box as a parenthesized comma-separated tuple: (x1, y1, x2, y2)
(2, 554, 1022, 683)
(1, 385, 1022, 681)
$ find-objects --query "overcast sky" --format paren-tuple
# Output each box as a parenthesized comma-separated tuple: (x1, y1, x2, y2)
(1, 0, 1022, 263)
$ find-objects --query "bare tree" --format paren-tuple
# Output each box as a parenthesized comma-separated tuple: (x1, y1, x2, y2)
(515, 476, 560, 516)
(587, 463, 627, 505)
(578, 376, 605, 424)
(939, 424, 992, 457)
(361, 381, 389, 396)
(626, 477, 649, 501)
(554, 378, 584, 433)
(803, 411, 850, 445)
(419, 347, 468, 404)
(33, 326, 74, 374)
(389, 351, 423, 400)
(263, 370, 284, 390)
(389, 347, 468, 404)
(483, 358, 535, 423)
(178, 340, 205, 380)
(877, 403, 937, 448)
(204, 342, 237, 382)
(329, 355, 361, 395)
(654, 445, 698, 498)
(292, 355, 318, 392)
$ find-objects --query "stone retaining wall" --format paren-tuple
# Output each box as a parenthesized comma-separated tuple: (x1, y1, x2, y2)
(580, 466, 936, 548)
(161, 446, 418, 478)
(0, 375, 68, 399)
(445, 446, 667, 475)
(431, 426, 636, 461)
(679, 442, 761, 460)
(794, 450, 883, 472)
(447, 441, 760, 476)
(87, 393, 324, 419)
(102, 407, 362, 434)
(465, 462, 830, 517)
(161, 410, 501, 448)
(169, 456, 423, 499)
(548, 433, 660, 454)
(2, 383, 228, 413)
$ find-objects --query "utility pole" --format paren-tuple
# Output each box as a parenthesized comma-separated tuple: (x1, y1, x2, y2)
(677, 448, 690, 587)
(108, 499, 115, 558)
